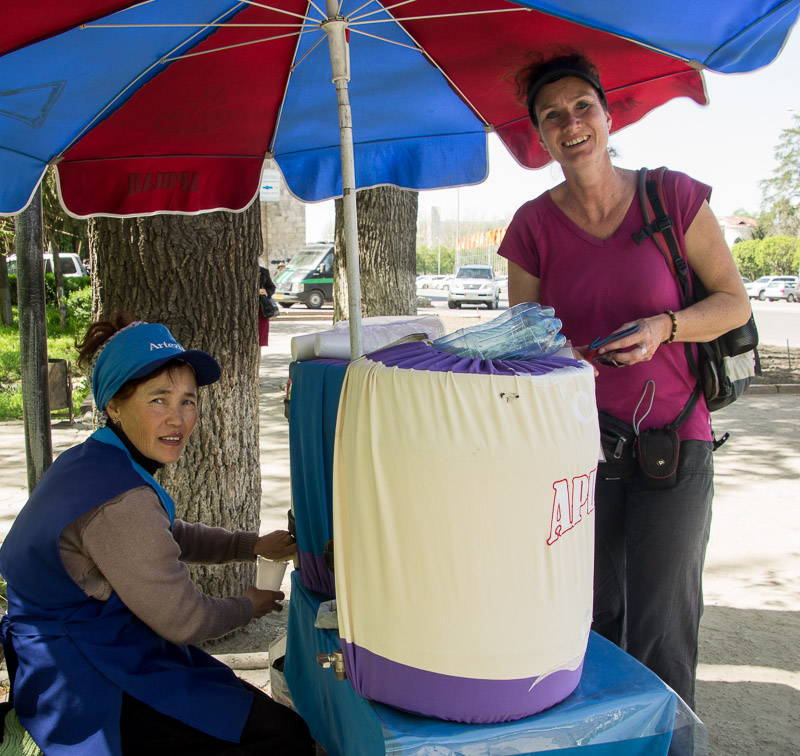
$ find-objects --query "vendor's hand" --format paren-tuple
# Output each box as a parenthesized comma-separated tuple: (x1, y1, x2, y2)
(255, 530, 296, 561)
(245, 586, 285, 619)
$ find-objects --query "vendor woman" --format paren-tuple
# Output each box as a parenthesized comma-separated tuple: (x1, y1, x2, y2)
(0, 313, 313, 754)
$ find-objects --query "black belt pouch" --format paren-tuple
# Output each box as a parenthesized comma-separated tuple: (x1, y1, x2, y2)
(635, 427, 680, 489)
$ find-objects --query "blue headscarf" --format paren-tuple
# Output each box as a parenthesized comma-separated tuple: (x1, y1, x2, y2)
(91, 322, 220, 412)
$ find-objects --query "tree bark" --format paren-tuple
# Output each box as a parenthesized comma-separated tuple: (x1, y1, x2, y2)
(48, 240, 69, 329)
(16, 188, 52, 491)
(333, 186, 418, 321)
(89, 205, 262, 599)
(0, 240, 12, 325)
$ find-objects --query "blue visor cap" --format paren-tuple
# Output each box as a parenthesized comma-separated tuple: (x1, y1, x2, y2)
(92, 322, 221, 411)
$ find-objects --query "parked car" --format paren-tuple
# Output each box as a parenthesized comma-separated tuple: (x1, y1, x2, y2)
(447, 264, 500, 309)
(272, 243, 333, 309)
(745, 275, 799, 300)
(6, 252, 87, 278)
(495, 274, 509, 297)
(763, 278, 797, 302)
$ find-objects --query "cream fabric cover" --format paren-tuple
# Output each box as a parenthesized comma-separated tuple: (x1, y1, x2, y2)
(333, 355, 599, 682)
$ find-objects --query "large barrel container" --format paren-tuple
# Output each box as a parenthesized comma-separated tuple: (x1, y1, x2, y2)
(332, 342, 599, 723)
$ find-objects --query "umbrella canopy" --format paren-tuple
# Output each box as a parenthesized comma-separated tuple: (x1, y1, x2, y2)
(2, 0, 798, 219)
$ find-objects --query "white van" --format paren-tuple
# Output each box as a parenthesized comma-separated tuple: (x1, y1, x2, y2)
(6, 252, 87, 278)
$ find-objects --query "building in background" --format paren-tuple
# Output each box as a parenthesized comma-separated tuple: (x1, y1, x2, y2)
(718, 215, 759, 247)
(260, 159, 305, 270)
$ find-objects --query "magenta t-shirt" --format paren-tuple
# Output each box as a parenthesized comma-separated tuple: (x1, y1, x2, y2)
(498, 169, 712, 441)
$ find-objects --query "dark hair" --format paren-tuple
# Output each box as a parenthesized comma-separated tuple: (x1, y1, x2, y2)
(76, 310, 137, 369)
(515, 53, 607, 128)
(76, 311, 188, 403)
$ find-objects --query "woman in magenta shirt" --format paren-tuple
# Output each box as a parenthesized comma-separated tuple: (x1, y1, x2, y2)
(499, 53, 750, 710)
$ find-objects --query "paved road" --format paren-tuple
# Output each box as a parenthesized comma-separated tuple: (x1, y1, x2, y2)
(748, 300, 800, 347)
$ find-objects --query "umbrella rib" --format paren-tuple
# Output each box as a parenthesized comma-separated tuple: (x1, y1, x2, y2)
(267, 18, 326, 155)
(275, 130, 486, 157)
(269, 28, 326, 155)
(164, 29, 308, 61)
(349, 6, 529, 23)
(347, 13, 495, 129)
(221, 0, 321, 24)
(290, 33, 327, 71)
(55, 154, 270, 162)
(61, 4, 261, 155)
(83, 22, 307, 28)
(347, 0, 418, 21)
(347, 27, 418, 51)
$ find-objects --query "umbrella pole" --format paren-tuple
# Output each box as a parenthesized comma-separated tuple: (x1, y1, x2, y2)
(323, 12, 364, 359)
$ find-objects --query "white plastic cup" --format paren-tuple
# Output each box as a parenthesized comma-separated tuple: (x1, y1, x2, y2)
(256, 557, 288, 591)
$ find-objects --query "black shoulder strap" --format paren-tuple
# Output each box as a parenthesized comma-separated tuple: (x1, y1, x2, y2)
(634, 167, 694, 307)
(633, 167, 706, 429)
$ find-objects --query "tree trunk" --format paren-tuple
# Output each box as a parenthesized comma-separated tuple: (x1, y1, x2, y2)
(333, 186, 418, 321)
(0, 240, 12, 325)
(89, 205, 262, 599)
(49, 241, 69, 329)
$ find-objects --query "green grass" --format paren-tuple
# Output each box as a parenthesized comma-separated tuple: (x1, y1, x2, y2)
(0, 301, 92, 421)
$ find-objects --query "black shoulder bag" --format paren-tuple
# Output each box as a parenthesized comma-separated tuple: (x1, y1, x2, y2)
(632, 167, 760, 448)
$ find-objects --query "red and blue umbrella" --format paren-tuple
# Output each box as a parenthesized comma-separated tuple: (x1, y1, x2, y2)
(2, 0, 797, 218)
(2, 0, 797, 354)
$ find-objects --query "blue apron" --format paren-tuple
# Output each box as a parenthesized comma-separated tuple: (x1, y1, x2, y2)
(0, 429, 252, 755)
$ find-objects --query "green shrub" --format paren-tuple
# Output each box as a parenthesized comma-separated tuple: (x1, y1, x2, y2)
(67, 286, 93, 332)
(732, 235, 800, 279)
(0, 307, 91, 421)
(7, 274, 90, 307)
(0, 385, 24, 420)
(0, 326, 21, 382)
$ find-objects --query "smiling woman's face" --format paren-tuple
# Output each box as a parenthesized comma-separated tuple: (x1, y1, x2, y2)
(107, 364, 199, 464)
(533, 76, 611, 168)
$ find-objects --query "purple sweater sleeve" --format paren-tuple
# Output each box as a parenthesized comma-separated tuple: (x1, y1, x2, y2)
(66, 487, 255, 645)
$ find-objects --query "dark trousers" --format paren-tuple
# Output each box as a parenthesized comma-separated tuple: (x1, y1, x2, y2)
(593, 440, 714, 710)
(119, 680, 313, 755)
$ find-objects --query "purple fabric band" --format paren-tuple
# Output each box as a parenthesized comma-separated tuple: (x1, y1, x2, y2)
(341, 640, 584, 723)
(367, 341, 582, 375)
(297, 552, 335, 598)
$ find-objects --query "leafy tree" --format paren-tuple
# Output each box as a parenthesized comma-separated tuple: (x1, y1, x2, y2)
(731, 239, 761, 279)
(41, 169, 89, 257)
(731, 236, 800, 278)
(760, 113, 800, 236)
(416, 245, 455, 275)
(757, 235, 800, 276)
(730, 208, 768, 240)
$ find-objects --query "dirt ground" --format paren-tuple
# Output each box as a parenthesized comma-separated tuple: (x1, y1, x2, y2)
(751, 344, 800, 384)
(3, 322, 795, 754)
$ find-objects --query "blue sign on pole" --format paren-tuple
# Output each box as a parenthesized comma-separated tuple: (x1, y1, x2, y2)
(260, 168, 281, 202)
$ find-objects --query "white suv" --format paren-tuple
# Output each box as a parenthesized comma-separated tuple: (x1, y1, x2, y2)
(7, 252, 87, 277)
(763, 278, 797, 302)
(447, 265, 500, 310)
(745, 275, 798, 300)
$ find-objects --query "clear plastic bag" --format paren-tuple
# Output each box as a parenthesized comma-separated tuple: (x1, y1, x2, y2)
(433, 302, 566, 360)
